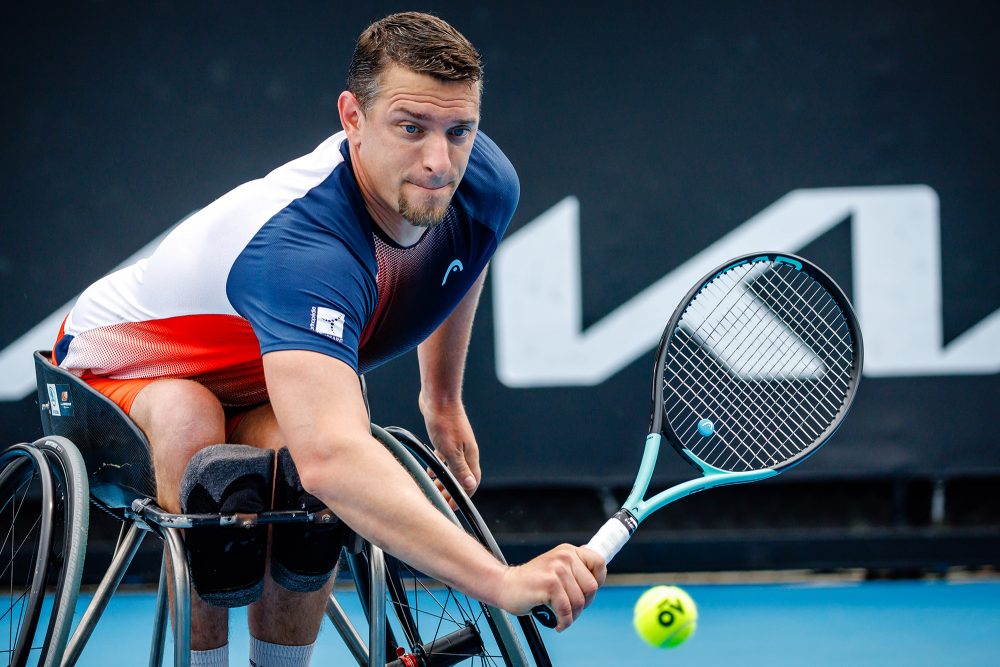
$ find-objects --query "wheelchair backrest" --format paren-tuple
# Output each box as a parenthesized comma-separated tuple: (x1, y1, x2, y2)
(34, 350, 156, 508)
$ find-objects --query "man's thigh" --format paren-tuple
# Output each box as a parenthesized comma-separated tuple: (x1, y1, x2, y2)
(128, 378, 229, 511)
(228, 402, 284, 451)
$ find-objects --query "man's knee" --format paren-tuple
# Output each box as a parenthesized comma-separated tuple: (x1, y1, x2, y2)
(132, 379, 227, 449)
(130, 379, 228, 509)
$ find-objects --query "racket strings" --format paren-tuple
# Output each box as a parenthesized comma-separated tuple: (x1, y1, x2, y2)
(688, 266, 852, 446)
(692, 277, 839, 413)
(697, 265, 852, 387)
(677, 269, 843, 447)
(668, 333, 832, 470)
(751, 269, 854, 378)
(672, 264, 852, 467)
(664, 347, 789, 469)
(745, 276, 853, 425)
(663, 260, 856, 472)
(668, 315, 817, 467)
(701, 265, 852, 401)
(667, 332, 814, 468)
(733, 271, 853, 414)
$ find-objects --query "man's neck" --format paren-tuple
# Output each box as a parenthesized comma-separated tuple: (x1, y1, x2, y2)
(349, 143, 424, 247)
(373, 214, 425, 247)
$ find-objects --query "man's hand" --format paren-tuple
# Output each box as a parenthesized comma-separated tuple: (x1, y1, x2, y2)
(497, 545, 607, 632)
(420, 395, 481, 495)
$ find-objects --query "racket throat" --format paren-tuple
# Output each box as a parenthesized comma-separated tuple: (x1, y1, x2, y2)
(622, 433, 664, 514)
(612, 508, 639, 533)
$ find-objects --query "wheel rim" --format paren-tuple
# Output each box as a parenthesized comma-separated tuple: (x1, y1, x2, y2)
(383, 555, 515, 667)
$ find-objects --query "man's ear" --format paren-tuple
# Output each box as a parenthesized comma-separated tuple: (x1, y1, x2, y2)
(338, 91, 364, 138)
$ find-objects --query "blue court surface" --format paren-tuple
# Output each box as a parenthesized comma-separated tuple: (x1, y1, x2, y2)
(36, 578, 1000, 666)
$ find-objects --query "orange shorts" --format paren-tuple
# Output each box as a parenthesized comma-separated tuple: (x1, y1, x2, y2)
(83, 375, 253, 442)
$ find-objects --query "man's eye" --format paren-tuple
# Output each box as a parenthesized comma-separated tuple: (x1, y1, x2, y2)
(451, 127, 470, 137)
(402, 124, 419, 134)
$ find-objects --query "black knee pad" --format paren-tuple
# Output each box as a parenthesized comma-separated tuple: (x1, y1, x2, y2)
(179, 444, 274, 607)
(270, 447, 351, 592)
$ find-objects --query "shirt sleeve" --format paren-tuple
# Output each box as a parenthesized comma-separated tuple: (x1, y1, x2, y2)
(226, 218, 376, 373)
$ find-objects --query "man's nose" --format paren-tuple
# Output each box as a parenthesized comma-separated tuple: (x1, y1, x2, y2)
(422, 132, 451, 177)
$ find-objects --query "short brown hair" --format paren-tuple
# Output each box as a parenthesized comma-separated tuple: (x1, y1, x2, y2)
(347, 12, 483, 111)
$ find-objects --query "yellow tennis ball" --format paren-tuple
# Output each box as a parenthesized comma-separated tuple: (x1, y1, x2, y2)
(633, 585, 698, 649)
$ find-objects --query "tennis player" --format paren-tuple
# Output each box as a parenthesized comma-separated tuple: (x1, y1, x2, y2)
(53, 12, 604, 666)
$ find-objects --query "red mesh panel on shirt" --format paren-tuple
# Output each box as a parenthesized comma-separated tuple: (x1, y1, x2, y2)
(64, 314, 267, 407)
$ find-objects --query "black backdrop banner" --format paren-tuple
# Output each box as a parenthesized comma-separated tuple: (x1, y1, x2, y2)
(2, 1, 998, 489)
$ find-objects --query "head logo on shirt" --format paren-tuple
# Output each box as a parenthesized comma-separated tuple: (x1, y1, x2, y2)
(441, 259, 464, 286)
(311, 306, 345, 342)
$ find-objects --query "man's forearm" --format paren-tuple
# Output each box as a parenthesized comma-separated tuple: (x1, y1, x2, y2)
(297, 429, 508, 605)
(418, 267, 486, 407)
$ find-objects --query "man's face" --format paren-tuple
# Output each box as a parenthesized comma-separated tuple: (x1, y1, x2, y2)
(346, 64, 481, 229)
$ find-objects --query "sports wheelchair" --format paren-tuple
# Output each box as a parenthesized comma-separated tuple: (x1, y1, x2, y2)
(1, 351, 550, 667)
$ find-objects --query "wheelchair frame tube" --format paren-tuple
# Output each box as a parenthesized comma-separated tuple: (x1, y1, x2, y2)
(326, 592, 368, 666)
(368, 546, 387, 667)
(162, 527, 191, 667)
(63, 522, 146, 667)
(149, 557, 169, 667)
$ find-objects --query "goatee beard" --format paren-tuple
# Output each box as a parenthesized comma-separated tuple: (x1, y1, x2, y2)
(398, 194, 450, 228)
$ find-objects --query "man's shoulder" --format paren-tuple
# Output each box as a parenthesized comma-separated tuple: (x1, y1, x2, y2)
(454, 131, 520, 235)
(258, 132, 375, 264)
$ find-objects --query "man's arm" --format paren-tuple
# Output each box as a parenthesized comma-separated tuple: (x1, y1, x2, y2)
(263, 349, 605, 630)
(417, 267, 487, 494)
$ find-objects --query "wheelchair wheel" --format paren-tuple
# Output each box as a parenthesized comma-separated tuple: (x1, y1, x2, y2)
(34, 437, 90, 667)
(357, 426, 550, 667)
(1, 444, 55, 667)
(386, 427, 551, 667)
(0, 439, 89, 667)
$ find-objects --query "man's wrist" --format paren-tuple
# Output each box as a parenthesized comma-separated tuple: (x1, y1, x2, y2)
(474, 560, 512, 609)
(418, 389, 465, 415)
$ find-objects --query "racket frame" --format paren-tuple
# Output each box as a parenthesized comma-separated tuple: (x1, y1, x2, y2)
(534, 252, 864, 628)
(651, 251, 864, 471)
(598, 251, 863, 552)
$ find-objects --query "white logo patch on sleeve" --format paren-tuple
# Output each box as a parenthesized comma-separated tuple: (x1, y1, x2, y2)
(311, 306, 345, 342)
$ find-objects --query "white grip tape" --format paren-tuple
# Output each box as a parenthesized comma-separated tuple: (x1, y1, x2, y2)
(584, 518, 631, 564)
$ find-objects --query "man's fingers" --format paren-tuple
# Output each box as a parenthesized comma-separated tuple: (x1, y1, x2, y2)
(549, 545, 602, 630)
(435, 476, 458, 510)
(444, 449, 478, 494)
(465, 441, 481, 485)
(578, 546, 609, 586)
(571, 551, 602, 608)
(496, 545, 606, 632)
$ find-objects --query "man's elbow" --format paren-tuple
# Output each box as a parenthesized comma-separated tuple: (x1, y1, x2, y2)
(297, 463, 330, 501)
(291, 435, 364, 502)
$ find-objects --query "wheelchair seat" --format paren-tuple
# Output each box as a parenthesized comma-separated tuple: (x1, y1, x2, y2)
(33, 350, 156, 509)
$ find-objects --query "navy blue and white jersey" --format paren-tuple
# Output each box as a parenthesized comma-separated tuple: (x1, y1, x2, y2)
(54, 131, 518, 407)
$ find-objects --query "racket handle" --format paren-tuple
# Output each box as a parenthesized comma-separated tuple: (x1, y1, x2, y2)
(583, 516, 632, 564)
(530, 513, 635, 628)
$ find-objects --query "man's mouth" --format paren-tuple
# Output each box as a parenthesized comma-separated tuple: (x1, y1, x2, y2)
(407, 181, 451, 192)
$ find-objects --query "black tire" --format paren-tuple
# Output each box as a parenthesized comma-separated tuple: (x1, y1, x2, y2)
(34, 437, 89, 667)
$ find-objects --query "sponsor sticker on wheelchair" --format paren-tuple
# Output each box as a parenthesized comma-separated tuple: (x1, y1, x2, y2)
(46, 383, 74, 417)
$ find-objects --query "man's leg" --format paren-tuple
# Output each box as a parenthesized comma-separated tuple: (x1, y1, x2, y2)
(130, 379, 231, 652)
(230, 406, 337, 654)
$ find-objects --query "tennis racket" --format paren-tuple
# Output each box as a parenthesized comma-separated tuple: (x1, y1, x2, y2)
(532, 252, 864, 628)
